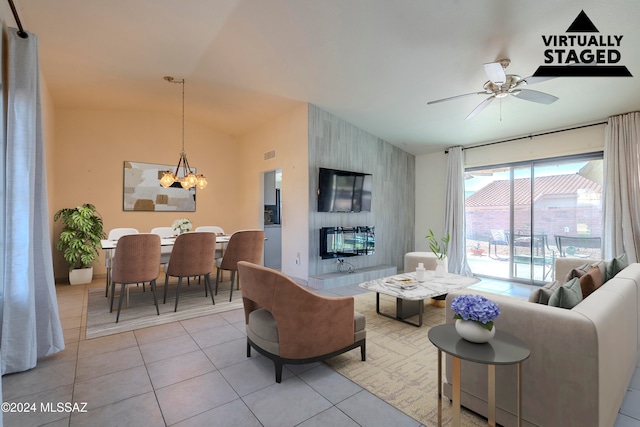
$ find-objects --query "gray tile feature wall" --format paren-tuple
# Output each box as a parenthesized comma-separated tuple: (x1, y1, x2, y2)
(308, 105, 415, 277)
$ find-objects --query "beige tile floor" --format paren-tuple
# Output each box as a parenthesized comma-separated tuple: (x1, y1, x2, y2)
(2, 276, 639, 427)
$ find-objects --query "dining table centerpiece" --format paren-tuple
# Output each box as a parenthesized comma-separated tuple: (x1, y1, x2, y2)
(451, 294, 500, 343)
(172, 218, 192, 235)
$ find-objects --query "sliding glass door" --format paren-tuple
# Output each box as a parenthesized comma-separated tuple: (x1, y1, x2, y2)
(465, 154, 603, 283)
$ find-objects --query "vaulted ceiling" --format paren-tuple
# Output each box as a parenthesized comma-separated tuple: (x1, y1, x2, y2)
(13, 0, 640, 155)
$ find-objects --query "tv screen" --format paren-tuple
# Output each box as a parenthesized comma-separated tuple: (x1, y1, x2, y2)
(318, 168, 372, 212)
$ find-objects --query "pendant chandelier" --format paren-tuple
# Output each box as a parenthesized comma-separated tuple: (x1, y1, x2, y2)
(160, 76, 207, 190)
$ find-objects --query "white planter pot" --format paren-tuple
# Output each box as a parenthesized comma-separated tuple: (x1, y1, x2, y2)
(455, 319, 495, 343)
(69, 267, 93, 285)
(434, 256, 448, 277)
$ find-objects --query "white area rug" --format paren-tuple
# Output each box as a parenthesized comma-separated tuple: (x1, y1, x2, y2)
(86, 279, 243, 339)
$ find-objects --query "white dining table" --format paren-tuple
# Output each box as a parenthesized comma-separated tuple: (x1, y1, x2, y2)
(101, 234, 231, 297)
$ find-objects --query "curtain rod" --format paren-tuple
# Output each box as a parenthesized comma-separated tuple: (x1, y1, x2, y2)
(445, 121, 607, 154)
(7, 0, 28, 38)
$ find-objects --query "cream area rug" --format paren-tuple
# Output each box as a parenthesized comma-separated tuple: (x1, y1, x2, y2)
(86, 278, 243, 339)
(325, 293, 487, 427)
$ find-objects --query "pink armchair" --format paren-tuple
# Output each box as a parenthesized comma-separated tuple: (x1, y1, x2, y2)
(237, 261, 366, 383)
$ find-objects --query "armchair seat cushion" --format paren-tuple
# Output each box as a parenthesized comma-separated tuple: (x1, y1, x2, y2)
(354, 311, 366, 342)
(247, 308, 280, 355)
(247, 308, 367, 357)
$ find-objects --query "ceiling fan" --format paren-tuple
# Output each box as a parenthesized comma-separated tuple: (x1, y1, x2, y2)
(427, 59, 558, 120)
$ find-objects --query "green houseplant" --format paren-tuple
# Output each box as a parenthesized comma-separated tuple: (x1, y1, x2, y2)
(426, 229, 450, 278)
(54, 204, 106, 284)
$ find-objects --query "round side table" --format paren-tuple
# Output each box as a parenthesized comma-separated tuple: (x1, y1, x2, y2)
(428, 324, 530, 427)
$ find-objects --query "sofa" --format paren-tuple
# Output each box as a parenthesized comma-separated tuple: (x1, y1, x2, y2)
(443, 257, 640, 427)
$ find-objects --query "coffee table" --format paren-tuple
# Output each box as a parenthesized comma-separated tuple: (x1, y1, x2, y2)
(358, 271, 479, 326)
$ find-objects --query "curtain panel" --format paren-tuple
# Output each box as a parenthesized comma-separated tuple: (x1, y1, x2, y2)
(444, 146, 472, 276)
(0, 30, 64, 375)
(603, 111, 640, 263)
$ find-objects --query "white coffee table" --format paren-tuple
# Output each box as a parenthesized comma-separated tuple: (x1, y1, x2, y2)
(359, 271, 480, 326)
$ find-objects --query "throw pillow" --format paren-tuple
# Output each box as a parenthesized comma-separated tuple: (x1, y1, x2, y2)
(548, 278, 583, 309)
(563, 262, 592, 283)
(579, 266, 604, 298)
(593, 260, 607, 282)
(528, 280, 561, 305)
(605, 253, 628, 281)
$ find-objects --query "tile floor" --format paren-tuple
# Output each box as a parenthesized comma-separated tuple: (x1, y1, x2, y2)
(2, 276, 640, 427)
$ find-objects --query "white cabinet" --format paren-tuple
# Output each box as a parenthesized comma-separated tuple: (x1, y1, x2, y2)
(264, 225, 282, 269)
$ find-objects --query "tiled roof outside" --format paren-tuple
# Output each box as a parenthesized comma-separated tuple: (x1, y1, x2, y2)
(466, 174, 602, 208)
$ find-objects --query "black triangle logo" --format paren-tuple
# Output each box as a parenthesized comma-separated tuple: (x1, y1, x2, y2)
(566, 10, 599, 32)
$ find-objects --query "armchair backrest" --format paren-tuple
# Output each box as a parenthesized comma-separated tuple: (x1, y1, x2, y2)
(238, 261, 355, 359)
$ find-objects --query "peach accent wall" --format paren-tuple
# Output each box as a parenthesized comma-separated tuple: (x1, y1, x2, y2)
(52, 109, 243, 281)
(237, 103, 309, 281)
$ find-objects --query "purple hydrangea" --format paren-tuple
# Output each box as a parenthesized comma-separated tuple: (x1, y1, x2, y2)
(451, 294, 500, 325)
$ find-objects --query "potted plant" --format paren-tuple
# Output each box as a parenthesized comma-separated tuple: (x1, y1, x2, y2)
(54, 203, 106, 285)
(470, 242, 486, 256)
(426, 229, 450, 277)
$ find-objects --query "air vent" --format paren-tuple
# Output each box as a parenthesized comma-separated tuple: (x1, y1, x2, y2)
(264, 149, 276, 160)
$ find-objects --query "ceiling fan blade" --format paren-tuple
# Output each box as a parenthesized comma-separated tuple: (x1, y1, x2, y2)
(484, 62, 506, 85)
(427, 91, 486, 105)
(512, 89, 558, 104)
(521, 75, 556, 85)
(466, 96, 495, 120)
(522, 61, 594, 85)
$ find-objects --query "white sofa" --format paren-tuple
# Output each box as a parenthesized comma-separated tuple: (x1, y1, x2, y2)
(443, 258, 640, 427)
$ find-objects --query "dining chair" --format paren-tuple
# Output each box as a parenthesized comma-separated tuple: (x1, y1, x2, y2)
(105, 227, 139, 297)
(110, 234, 161, 323)
(163, 232, 217, 312)
(150, 226, 175, 267)
(215, 229, 265, 302)
(195, 226, 225, 257)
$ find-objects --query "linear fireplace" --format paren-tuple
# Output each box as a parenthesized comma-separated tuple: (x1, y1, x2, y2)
(319, 226, 375, 259)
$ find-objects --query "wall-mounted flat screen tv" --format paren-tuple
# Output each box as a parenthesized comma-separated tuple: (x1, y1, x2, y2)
(317, 167, 372, 212)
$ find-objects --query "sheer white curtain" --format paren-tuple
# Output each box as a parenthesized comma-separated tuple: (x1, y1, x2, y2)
(444, 146, 472, 276)
(0, 30, 64, 375)
(603, 111, 640, 263)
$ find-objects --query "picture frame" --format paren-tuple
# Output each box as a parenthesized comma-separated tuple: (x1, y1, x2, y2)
(123, 161, 196, 212)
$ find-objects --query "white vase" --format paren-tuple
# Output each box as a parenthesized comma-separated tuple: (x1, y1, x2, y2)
(435, 257, 447, 277)
(455, 319, 495, 343)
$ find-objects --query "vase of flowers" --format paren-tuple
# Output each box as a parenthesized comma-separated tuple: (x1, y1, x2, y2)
(172, 218, 192, 235)
(451, 294, 500, 343)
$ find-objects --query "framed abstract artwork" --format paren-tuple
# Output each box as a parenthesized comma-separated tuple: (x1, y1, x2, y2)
(123, 161, 196, 212)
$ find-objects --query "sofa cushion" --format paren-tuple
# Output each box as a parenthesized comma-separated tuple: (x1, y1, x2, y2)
(529, 280, 562, 304)
(579, 266, 604, 298)
(605, 253, 628, 281)
(548, 278, 583, 309)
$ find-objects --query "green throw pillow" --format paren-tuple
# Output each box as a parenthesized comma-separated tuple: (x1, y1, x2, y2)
(548, 278, 583, 309)
(605, 253, 628, 281)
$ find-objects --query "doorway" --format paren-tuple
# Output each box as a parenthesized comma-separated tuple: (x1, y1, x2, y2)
(263, 169, 282, 270)
(465, 154, 603, 283)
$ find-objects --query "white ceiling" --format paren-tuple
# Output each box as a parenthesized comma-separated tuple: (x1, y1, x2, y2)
(13, 0, 640, 155)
